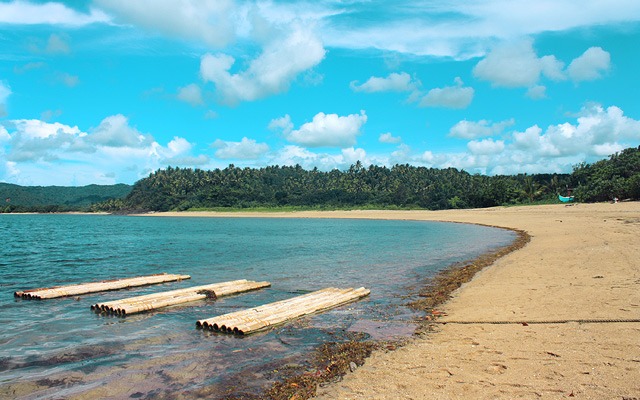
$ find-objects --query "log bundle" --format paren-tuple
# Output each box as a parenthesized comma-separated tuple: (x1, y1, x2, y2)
(14, 273, 191, 300)
(196, 287, 370, 335)
(92, 279, 271, 316)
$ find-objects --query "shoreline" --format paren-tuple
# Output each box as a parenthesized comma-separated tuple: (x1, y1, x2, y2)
(142, 203, 640, 398)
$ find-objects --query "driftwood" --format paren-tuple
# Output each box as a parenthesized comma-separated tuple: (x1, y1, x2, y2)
(92, 279, 271, 316)
(196, 287, 370, 335)
(14, 273, 191, 300)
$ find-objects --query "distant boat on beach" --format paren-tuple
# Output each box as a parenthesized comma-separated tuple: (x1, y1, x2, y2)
(558, 194, 574, 203)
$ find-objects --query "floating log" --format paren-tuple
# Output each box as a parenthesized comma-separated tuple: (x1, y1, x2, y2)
(93, 279, 271, 316)
(196, 287, 370, 335)
(14, 273, 191, 300)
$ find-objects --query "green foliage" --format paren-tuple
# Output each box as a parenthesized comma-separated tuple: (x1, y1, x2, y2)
(6, 147, 638, 214)
(572, 146, 640, 202)
(99, 164, 571, 212)
(0, 183, 131, 213)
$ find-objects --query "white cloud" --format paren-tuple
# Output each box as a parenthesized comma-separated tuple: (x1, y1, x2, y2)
(0, 1, 109, 25)
(88, 115, 153, 148)
(46, 34, 71, 54)
(269, 145, 369, 171)
(474, 40, 611, 91)
(277, 110, 368, 148)
(371, 103, 640, 176)
(0, 125, 10, 142)
(200, 27, 326, 104)
(95, 0, 234, 48)
(379, 132, 402, 144)
(350, 72, 418, 93)
(177, 84, 204, 106)
(567, 47, 611, 82)
(467, 138, 505, 155)
(473, 39, 565, 88)
(0, 81, 10, 117)
(341, 147, 367, 164)
(500, 104, 640, 172)
(316, 0, 640, 59)
(0, 115, 210, 185)
(212, 137, 269, 160)
(449, 119, 515, 139)
(268, 114, 294, 133)
(419, 78, 474, 109)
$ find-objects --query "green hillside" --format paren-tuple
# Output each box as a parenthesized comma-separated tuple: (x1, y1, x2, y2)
(0, 183, 132, 212)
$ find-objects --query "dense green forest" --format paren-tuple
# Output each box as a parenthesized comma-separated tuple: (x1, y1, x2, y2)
(0, 183, 132, 213)
(98, 165, 568, 212)
(90, 146, 640, 212)
(2, 146, 638, 213)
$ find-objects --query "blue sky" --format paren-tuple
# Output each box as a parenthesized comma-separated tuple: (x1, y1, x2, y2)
(1, 0, 639, 186)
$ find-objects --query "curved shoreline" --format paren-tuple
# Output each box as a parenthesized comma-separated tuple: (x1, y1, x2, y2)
(144, 203, 640, 399)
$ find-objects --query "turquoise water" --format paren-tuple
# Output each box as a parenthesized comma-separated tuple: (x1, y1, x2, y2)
(0, 214, 515, 398)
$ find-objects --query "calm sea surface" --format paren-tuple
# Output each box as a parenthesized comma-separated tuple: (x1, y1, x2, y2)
(0, 214, 515, 398)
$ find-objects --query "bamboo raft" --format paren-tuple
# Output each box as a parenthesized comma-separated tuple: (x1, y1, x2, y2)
(92, 279, 271, 316)
(14, 273, 191, 300)
(196, 287, 370, 335)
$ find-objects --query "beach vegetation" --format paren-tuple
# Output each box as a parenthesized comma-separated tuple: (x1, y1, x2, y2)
(4, 147, 639, 213)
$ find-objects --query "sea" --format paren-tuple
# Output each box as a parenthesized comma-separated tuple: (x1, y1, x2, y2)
(0, 214, 516, 399)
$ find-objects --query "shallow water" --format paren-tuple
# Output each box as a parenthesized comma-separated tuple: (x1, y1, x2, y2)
(0, 214, 515, 398)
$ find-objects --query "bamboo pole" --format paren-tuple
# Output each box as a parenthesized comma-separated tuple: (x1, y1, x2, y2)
(213, 288, 367, 334)
(92, 280, 250, 311)
(15, 273, 191, 300)
(94, 280, 270, 316)
(196, 287, 370, 335)
(197, 288, 340, 330)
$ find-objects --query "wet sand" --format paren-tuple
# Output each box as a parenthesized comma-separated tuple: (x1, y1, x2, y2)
(154, 202, 640, 399)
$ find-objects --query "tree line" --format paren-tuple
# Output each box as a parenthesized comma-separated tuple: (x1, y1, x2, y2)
(91, 164, 571, 212)
(0, 183, 132, 213)
(3, 146, 638, 213)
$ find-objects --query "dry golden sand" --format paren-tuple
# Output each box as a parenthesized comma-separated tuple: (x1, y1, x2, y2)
(155, 203, 640, 399)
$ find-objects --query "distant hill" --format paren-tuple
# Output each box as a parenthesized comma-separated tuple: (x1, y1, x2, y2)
(0, 183, 132, 212)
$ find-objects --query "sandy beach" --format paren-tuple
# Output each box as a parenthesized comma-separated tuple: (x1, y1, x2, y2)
(154, 202, 640, 399)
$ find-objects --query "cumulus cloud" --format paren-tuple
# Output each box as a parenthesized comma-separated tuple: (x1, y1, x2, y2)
(350, 72, 418, 93)
(567, 47, 611, 82)
(498, 104, 640, 172)
(449, 119, 515, 139)
(95, 0, 234, 48)
(177, 83, 204, 106)
(268, 114, 294, 133)
(467, 138, 505, 155)
(379, 132, 402, 144)
(473, 39, 566, 88)
(87, 115, 153, 148)
(0, 1, 109, 25)
(212, 137, 269, 160)
(200, 27, 326, 104)
(268, 145, 369, 171)
(474, 40, 611, 91)
(419, 78, 474, 109)
(0, 81, 10, 117)
(0, 115, 209, 185)
(273, 110, 368, 148)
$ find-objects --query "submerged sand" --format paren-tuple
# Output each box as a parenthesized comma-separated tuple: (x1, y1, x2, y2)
(154, 202, 640, 399)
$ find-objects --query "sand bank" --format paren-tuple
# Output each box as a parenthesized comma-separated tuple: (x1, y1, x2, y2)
(152, 203, 640, 399)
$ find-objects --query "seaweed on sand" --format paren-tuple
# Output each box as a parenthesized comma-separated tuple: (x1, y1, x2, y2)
(222, 227, 531, 400)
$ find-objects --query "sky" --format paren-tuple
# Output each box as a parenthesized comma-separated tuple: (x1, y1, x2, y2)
(1, 0, 639, 186)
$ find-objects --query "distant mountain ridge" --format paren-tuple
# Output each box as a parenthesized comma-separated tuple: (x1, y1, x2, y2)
(0, 183, 132, 210)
